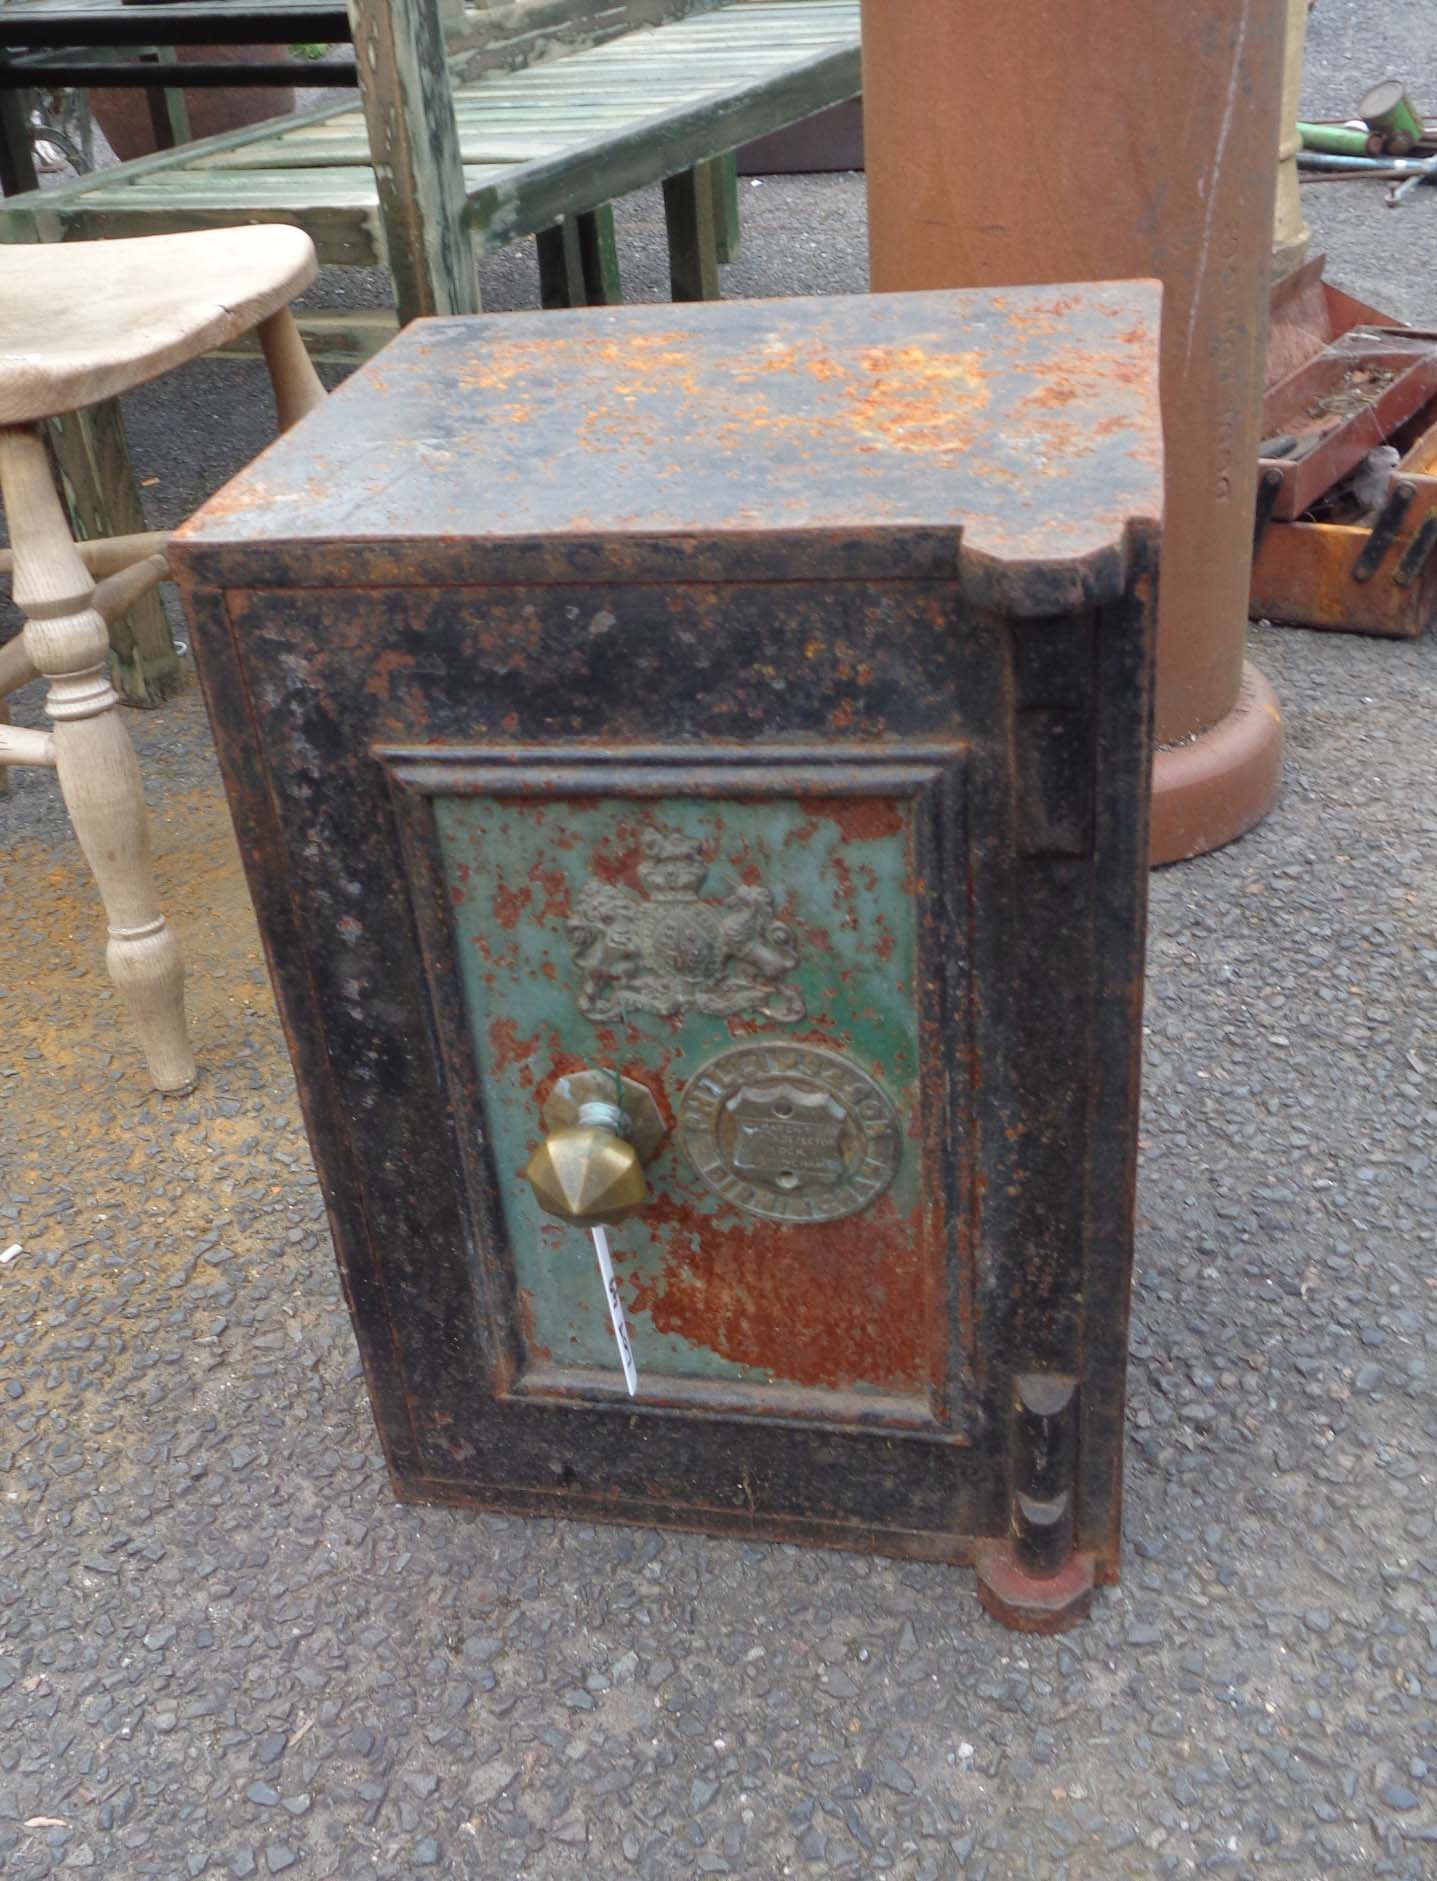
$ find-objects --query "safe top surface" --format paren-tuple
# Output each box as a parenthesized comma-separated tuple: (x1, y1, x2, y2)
(179, 284, 1162, 601)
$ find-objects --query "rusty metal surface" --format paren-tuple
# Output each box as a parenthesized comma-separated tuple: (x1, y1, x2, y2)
(435, 784, 934, 1396)
(1255, 267, 1437, 637)
(1251, 502, 1437, 636)
(176, 284, 1163, 617)
(1262, 330, 1437, 519)
(171, 286, 1161, 1622)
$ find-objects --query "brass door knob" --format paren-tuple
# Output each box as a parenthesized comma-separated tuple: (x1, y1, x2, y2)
(523, 1071, 665, 1227)
(525, 1116, 647, 1225)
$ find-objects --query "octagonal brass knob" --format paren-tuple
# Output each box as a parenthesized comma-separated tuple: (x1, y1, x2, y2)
(523, 1071, 665, 1228)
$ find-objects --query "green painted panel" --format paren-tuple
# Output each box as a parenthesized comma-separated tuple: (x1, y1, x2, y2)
(436, 791, 938, 1400)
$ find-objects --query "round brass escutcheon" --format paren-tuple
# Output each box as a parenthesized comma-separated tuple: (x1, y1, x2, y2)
(677, 1042, 901, 1224)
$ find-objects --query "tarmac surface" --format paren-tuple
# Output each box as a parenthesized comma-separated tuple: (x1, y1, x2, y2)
(2, 4, 1437, 1876)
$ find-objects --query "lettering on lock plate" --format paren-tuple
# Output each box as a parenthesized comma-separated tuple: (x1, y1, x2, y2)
(678, 1043, 902, 1224)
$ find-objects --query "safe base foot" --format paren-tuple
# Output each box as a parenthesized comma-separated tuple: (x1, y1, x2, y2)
(974, 1539, 1096, 1634)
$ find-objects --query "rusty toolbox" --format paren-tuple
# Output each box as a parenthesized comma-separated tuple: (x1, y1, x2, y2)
(172, 284, 1162, 1631)
(1252, 258, 1437, 638)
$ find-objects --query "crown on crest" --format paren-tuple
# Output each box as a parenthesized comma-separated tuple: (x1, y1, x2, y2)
(636, 827, 708, 899)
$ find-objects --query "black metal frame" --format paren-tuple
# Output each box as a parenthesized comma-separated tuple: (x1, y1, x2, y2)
(0, 3, 355, 194)
(0, 58, 356, 85)
(0, 6, 351, 50)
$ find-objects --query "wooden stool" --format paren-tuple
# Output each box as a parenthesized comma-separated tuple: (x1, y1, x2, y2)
(0, 227, 325, 1094)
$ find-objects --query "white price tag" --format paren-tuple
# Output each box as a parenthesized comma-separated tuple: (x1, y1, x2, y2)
(590, 1225, 638, 1397)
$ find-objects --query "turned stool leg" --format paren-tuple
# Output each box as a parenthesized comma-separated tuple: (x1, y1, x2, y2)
(0, 425, 195, 1095)
(47, 402, 182, 707)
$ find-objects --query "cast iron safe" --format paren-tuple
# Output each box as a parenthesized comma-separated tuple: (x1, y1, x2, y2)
(173, 284, 1163, 1631)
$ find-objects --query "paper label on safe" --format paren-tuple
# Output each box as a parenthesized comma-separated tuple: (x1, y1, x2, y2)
(590, 1226, 637, 1396)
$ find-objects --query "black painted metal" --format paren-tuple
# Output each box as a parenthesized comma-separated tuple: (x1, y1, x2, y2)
(0, 57, 355, 86)
(0, 0, 354, 110)
(1352, 479, 1417, 583)
(1393, 510, 1437, 589)
(171, 286, 1163, 1619)
(0, 89, 39, 196)
(0, 6, 352, 50)
(1252, 464, 1285, 554)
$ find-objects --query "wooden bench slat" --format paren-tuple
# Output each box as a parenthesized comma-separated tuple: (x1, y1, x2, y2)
(16, 158, 503, 266)
(21, 190, 383, 266)
(183, 6, 858, 173)
(70, 163, 508, 203)
(472, 39, 858, 248)
(514, 41, 849, 66)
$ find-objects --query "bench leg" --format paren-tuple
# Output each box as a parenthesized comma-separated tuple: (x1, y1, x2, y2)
(349, 0, 480, 325)
(539, 207, 623, 311)
(662, 168, 721, 303)
(536, 219, 588, 310)
(0, 91, 39, 197)
(1, 424, 195, 1095)
(46, 402, 181, 708)
(705, 153, 741, 265)
(576, 205, 622, 306)
(142, 49, 191, 151)
(258, 308, 327, 431)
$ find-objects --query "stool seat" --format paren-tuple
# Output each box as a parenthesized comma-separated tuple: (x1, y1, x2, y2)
(0, 227, 319, 424)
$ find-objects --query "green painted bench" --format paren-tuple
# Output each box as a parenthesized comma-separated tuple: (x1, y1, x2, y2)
(1, 0, 862, 343)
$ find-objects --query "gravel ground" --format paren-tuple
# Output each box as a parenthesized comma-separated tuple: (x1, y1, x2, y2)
(3, 5, 1437, 1878)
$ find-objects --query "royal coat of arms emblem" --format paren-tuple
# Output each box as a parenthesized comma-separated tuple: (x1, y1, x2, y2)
(567, 827, 805, 1023)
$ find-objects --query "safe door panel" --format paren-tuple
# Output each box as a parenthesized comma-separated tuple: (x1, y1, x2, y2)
(204, 578, 1071, 1552)
(388, 750, 975, 1438)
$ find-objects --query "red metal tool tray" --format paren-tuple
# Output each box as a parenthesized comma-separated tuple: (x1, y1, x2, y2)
(1252, 258, 1437, 638)
(1260, 254, 1437, 522)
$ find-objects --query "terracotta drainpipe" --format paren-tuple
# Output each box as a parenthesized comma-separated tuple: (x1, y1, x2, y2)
(861, 0, 1287, 864)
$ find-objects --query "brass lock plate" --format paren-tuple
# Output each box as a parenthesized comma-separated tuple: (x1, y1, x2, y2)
(677, 1042, 901, 1224)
